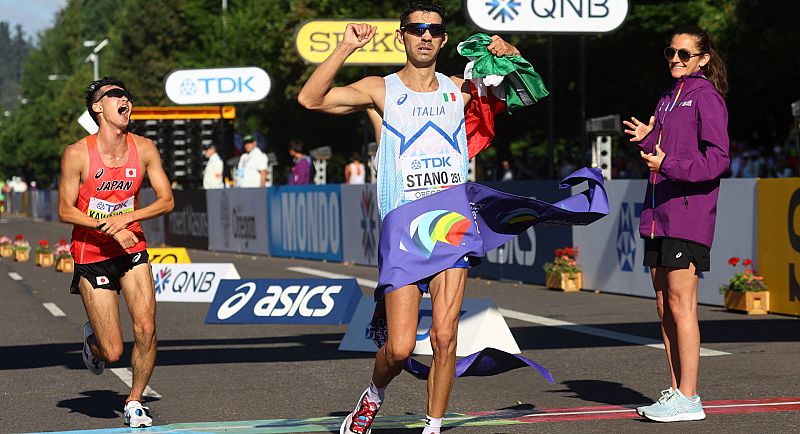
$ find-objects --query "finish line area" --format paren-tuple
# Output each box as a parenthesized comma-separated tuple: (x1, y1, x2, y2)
(3, 217, 799, 434)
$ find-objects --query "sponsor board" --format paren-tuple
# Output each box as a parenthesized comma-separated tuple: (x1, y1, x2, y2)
(138, 189, 166, 245)
(268, 185, 342, 261)
(295, 20, 406, 65)
(466, 0, 629, 33)
(207, 188, 270, 254)
(205, 279, 362, 324)
(165, 67, 270, 105)
(341, 184, 381, 266)
(152, 263, 240, 302)
(339, 297, 520, 356)
(147, 247, 192, 264)
(166, 189, 209, 250)
(757, 179, 800, 315)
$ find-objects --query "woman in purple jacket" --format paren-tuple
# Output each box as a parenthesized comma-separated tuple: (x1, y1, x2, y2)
(623, 26, 729, 423)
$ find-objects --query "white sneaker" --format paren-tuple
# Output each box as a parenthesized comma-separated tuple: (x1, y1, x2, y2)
(82, 322, 104, 375)
(340, 388, 381, 434)
(636, 388, 673, 416)
(124, 400, 153, 428)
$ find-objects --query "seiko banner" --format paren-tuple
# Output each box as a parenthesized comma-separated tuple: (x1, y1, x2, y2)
(268, 185, 342, 261)
(207, 188, 270, 255)
(340, 184, 382, 266)
(573, 179, 757, 306)
(295, 20, 406, 65)
(165, 189, 209, 250)
(138, 188, 166, 245)
(757, 179, 800, 315)
(147, 247, 192, 263)
(466, 0, 629, 33)
(153, 263, 240, 302)
(205, 279, 362, 325)
(165, 67, 271, 105)
(469, 181, 573, 285)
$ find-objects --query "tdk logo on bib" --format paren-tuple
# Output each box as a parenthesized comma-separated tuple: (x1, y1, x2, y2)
(205, 279, 361, 325)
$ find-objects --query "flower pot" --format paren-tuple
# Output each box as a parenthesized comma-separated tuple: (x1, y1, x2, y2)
(14, 249, 29, 262)
(546, 271, 582, 292)
(724, 290, 769, 315)
(0, 245, 12, 257)
(37, 253, 54, 267)
(56, 257, 74, 273)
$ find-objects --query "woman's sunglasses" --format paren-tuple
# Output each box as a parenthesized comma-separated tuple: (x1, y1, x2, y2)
(663, 47, 705, 63)
(95, 88, 132, 103)
(401, 23, 447, 37)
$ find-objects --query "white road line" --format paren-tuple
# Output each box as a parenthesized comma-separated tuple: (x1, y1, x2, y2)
(287, 266, 379, 289)
(8, 272, 23, 281)
(42, 302, 66, 317)
(500, 308, 730, 357)
(518, 400, 800, 418)
(110, 368, 161, 398)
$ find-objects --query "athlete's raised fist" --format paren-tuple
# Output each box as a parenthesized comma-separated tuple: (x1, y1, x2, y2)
(342, 23, 377, 50)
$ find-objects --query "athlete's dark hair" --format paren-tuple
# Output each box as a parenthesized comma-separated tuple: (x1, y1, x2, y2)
(400, 0, 446, 27)
(85, 76, 129, 123)
(289, 138, 304, 153)
(671, 26, 728, 97)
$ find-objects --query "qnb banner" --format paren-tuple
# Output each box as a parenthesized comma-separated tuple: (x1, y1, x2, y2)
(268, 185, 342, 261)
(166, 189, 209, 250)
(207, 189, 270, 255)
(147, 247, 192, 264)
(153, 263, 240, 302)
(466, 0, 629, 33)
(205, 279, 362, 324)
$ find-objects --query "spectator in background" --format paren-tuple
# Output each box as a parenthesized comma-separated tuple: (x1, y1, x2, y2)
(202, 143, 224, 189)
(498, 159, 513, 181)
(557, 157, 576, 180)
(235, 135, 269, 188)
(288, 139, 312, 185)
(345, 152, 366, 184)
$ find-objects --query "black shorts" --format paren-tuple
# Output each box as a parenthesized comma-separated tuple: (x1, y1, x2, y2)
(70, 250, 150, 295)
(643, 237, 710, 272)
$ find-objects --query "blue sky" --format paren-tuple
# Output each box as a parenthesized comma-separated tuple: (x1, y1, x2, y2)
(0, 0, 66, 38)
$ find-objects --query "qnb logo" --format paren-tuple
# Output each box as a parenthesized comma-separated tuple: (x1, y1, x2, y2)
(215, 282, 342, 320)
(486, 0, 521, 23)
(617, 202, 641, 272)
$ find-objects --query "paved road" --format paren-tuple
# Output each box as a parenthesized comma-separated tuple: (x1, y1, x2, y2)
(1, 216, 798, 433)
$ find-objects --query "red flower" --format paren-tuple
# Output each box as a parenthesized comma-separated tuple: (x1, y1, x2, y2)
(728, 257, 740, 266)
(743, 259, 753, 267)
(554, 248, 563, 257)
(38, 239, 48, 246)
(58, 238, 67, 245)
(15, 234, 23, 240)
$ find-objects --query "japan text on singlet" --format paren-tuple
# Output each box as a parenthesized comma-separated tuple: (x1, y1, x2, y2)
(376, 72, 468, 219)
(71, 133, 147, 263)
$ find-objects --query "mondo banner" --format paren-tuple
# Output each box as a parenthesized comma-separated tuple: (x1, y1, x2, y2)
(757, 179, 800, 316)
(207, 188, 270, 255)
(153, 263, 240, 302)
(341, 184, 381, 266)
(268, 184, 342, 261)
(205, 278, 361, 324)
(165, 189, 209, 250)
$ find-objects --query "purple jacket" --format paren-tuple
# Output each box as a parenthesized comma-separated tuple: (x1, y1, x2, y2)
(289, 155, 312, 185)
(638, 71, 730, 248)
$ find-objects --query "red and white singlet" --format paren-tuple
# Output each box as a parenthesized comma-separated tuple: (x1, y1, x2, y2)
(70, 133, 147, 263)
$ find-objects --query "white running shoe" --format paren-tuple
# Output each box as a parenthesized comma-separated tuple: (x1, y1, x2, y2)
(124, 400, 153, 428)
(82, 322, 104, 375)
(340, 388, 382, 434)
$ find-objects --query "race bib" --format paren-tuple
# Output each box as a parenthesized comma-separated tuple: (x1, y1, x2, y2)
(401, 153, 463, 201)
(87, 196, 135, 219)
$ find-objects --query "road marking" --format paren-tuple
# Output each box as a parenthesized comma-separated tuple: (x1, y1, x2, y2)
(8, 272, 23, 281)
(287, 266, 378, 289)
(109, 368, 161, 398)
(42, 302, 66, 317)
(500, 308, 729, 356)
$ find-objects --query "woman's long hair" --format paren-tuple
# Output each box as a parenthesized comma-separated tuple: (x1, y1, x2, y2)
(672, 26, 728, 97)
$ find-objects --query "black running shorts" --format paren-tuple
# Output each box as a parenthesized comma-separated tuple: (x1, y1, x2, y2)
(70, 250, 150, 294)
(643, 237, 710, 272)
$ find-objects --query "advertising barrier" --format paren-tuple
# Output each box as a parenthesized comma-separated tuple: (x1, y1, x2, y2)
(465, 0, 629, 33)
(147, 247, 192, 263)
(757, 179, 800, 316)
(268, 184, 342, 261)
(295, 20, 406, 65)
(340, 297, 520, 356)
(153, 263, 240, 302)
(468, 181, 573, 284)
(340, 184, 381, 266)
(205, 278, 361, 324)
(166, 189, 209, 250)
(138, 188, 166, 245)
(207, 188, 270, 255)
(574, 179, 757, 306)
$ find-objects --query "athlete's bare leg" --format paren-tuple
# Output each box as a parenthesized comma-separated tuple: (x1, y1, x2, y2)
(371, 284, 422, 388)
(119, 262, 157, 402)
(651, 267, 678, 390)
(79, 278, 124, 363)
(426, 267, 467, 418)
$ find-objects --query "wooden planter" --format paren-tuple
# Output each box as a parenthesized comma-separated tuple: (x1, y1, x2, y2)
(36, 252, 54, 267)
(724, 290, 769, 315)
(0, 245, 12, 257)
(546, 271, 582, 292)
(14, 249, 29, 262)
(56, 257, 74, 272)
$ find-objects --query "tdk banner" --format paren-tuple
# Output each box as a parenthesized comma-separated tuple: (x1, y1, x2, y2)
(205, 279, 362, 325)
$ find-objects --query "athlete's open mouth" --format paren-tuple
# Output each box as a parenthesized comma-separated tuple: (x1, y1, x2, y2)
(118, 105, 129, 115)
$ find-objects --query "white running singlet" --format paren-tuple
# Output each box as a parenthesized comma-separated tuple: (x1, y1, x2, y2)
(376, 72, 468, 219)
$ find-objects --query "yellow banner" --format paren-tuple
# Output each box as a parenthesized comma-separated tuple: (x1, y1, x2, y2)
(295, 20, 407, 65)
(757, 179, 800, 316)
(147, 247, 192, 264)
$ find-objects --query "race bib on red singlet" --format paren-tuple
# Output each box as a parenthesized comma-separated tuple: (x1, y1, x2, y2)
(87, 196, 135, 219)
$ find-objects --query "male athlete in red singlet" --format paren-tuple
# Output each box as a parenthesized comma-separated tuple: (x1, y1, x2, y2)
(58, 77, 173, 428)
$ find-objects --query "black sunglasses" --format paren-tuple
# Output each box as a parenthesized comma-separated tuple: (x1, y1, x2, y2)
(95, 88, 131, 103)
(401, 23, 447, 37)
(663, 47, 705, 63)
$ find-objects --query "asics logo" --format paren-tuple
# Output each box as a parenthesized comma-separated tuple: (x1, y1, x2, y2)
(215, 282, 342, 320)
(397, 94, 408, 105)
(132, 253, 142, 263)
(94, 168, 104, 179)
(675, 252, 683, 259)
